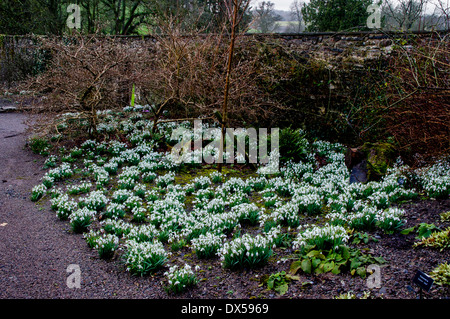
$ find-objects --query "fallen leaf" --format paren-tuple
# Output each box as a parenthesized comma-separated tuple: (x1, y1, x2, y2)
(286, 274, 300, 281)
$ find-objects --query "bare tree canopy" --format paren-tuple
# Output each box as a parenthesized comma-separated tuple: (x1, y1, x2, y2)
(0, 0, 253, 35)
(252, 1, 282, 33)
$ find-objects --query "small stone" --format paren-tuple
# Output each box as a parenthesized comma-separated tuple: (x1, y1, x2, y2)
(0, 106, 17, 113)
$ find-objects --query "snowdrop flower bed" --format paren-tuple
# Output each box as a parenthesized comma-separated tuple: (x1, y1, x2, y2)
(292, 224, 350, 252)
(191, 233, 226, 259)
(31, 184, 47, 202)
(218, 233, 275, 269)
(50, 193, 78, 220)
(164, 263, 198, 294)
(31, 105, 450, 292)
(84, 230, 120, 259)
(415, 159, 450, 199)
(69, 207, 97, 233)
(123, 239, 169, 276)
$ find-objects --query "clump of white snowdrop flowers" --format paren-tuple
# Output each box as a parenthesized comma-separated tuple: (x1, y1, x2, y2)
(156, 172, 176, 188)
(292, 224, 350, 252)
(416, 159, 450, 199)
(210, 171, 224, 183)
(191, 232, 225, 259)
(376, 207, 406, 234)
(47, 162, 74, 181)
(93, 166, 110, 187)
(69, 207, 97, 233)
(104, 202, 126, 219)
(270, 202, 302, 227)
(67, 181, 92, 195)
(94, 233, 120, 259)
(112, 189, 133, 204)
(51, 193, 78, 220)
(101, 218, 131, 237)
(123, 239, 168, 276)
(193, 175, 211, 190)
(218, 233, 274, 269)
(31, 184, 47, 202)
(31, 105, 450, 292)
(83, 190, 109, 212)
(164, 263, 198, 294)
(125, 223, 158, 243)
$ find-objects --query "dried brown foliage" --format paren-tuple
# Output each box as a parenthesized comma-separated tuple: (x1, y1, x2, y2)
(18, 20, 285, 141)
(18, 32, 151, 136)
(136, 19, 284, 131)
(381, 33, 450, 162)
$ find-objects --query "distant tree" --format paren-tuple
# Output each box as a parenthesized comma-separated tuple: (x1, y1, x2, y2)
(382, 0, 426, 30)
(0, 0, 36, 34)
(289, 0, 304, 32)
(142, 0, 252, 34)
(0, 0, 70, 35)
(432, 0, 450, 30)
(0, 0, 254, 35)
(0, 0, 154, 35)
(301, 0, 372, 32)
(98, 0, 153, 35)
(76, 0, 104, 34)
(253, 1, 282, 33)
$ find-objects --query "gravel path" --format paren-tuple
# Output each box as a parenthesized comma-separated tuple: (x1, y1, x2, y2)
(1, 108, 449, 307)
(0, 111, 168, 299)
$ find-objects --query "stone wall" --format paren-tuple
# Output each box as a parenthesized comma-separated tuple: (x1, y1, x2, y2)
(0, 31, 446, 85)
(1, 31, 447, 154)
(247, 31, 445, 69)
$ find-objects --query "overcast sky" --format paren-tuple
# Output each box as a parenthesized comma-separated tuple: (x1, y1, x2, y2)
(262, 0, 307, 11)
(254, 0, 443, 13)
(269, 0, 295, 11)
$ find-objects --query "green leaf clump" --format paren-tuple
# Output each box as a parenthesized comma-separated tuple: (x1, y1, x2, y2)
(290, 245, 385, 278)
(430, 262, 450, 286)
(260, 271, 300, 296)
(278, 127, 310, 163)
(413, 227, 450, 251)
(401, 223, 441, 239)
(441, 211, 450, 222)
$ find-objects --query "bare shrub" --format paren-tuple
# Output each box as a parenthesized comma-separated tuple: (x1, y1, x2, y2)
(135, 10, 284, 132)
(380, 32, 450, 162)
(18, 32, 151, 137)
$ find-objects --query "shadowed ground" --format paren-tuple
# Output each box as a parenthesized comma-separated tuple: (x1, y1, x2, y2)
(0, 108, 164, 299)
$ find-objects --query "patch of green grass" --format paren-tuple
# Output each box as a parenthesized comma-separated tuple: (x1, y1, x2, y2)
(29, 136, 50, 156)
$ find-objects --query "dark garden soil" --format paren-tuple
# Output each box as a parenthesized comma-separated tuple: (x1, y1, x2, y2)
(1, 108, 449, 302)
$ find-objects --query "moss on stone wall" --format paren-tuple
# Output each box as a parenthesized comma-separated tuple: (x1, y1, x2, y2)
(361, 142, 396, 180)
